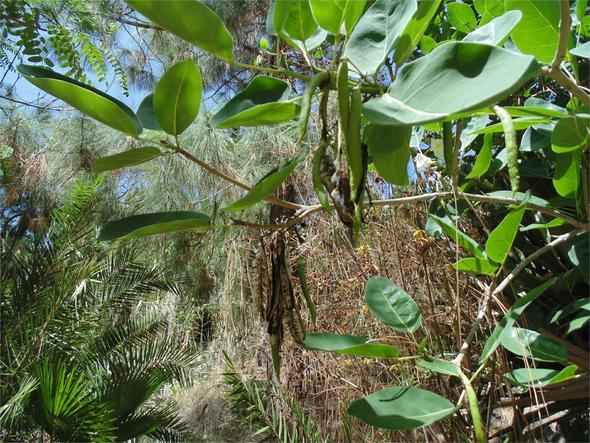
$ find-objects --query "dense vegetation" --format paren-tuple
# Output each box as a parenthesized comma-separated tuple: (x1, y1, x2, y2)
(1, 0, 589, 442)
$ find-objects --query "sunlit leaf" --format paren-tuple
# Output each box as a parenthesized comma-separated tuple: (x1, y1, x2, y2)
(305, 333, 399, 358)
(484, 206, 525, 265)
(463, 10, 522, 45)
(501, 327, 568, 362)
(94, 147, 163, 173)
(365, 124, 411, 186)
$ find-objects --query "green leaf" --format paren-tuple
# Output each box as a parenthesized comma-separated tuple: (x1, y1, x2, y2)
(136, 94, 162, 131)
(153, 60, 202, 136)
(312, 143, 332, 213)
(520, 217, 565, 231)
(419, 35, 437, 53)
(274, 0, 318, 41)
(520, 127, 550, 152)
(505, 97, 568, 119)
(210, 76, 299, 128)
(447, 2, 477, 34)
(506, 0, 560, 64)
(463, 10, 522, 45)
(565, 313, 590, 335)
(309, 0, 366, 35)
(365, 124, 411, 186)
(344, 0, 417, 76)
(501, 327, 569, 362)
(94, 147, 163, 173)
(429, 214, 486, 258)
(480, 279, 555, 362)
(552, 151, 581, 198)
(362, 42, 540, 126)
(487, 190, 549, 207)
(551, 115, 590, 153)
(466, 133, 493, 179)
(570, 41, 590, 59)
(394, 0, 443, 66)
(484, 206, 525, 265)
(505, 366, 577, 387)
(125, 0, 233, 60)
(364, 276, 421, 333)
(348, 386, 455, 430)
(98, 211, 211, 241)
(223, 155, 302, 212)
(567, 233, 589, 282)
(452, 257, 498, 276)
(417, 357, 461, 377)
(471, 117, 551, 134)
(474, 0, 505, 24)
(17, 64, 141, 136)
(550, 298, 590, 324)
(304, 333, 399, 358)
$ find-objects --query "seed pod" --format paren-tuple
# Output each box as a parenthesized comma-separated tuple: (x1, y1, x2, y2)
(297, 255, 317, 326)
(312, 142, 332, 213)
(348, 87, 363, 201)
(337, 60, 350, 144)
(493, 105, 519, 192)
(298, 71, 330, 143)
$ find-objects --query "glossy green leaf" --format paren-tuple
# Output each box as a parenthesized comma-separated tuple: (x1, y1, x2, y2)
(472, 117, 551, 134)
(570, 41, 590, 59)
(501, 327, 568, 362)
(505, 365, 577, 387)
(474, 0, 504, 24)
(452, 257, 498, 276)
(210, 76, 299, 128)
(136, 94, 162, 131)
(419, 35, 437, 53)
(463, 10, 522, 45)
(565, 313, 590, 335)
(17, 64, 141, 136)
(348, 386, 455, 430)
(485, 206, 525, 265)
(394, 0, 443, 66)
(125, 0, 233, 59)
(94, 147, 163, 173)
(480, 279, 555, 362)
(520, 218, 565, 231)
(550, 298, 590, 324)
(552, 151, 581, 198)
(417, 357, 461, 377)
(487, 190, 549, 207)
(362, 42, 540, 126)
(504, 97, 568, 119)
(567, 233, 589, 282)
(274, 0, 318, 41)
(520, 127, 550, 152)
(98, 211, 211, 241)
(223, 155, 302, 212)
(466, 133, 492, 179)
(551, 115, 590, 153)
(506, 0, 560, 64)
(364, 276, 421, 333)
(153, 60, 202, 136)
(461, 114, 489, 150)
(429, 214, 486, 258)
(365, 124, 411, 186)
(344, 0, 417, 76)
(305, 333, 399, 358)
(309, 0, 366, 35)
(447, 2, 477, 34)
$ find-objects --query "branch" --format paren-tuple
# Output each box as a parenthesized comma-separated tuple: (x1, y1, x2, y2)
(542, 0, 590, 107)
(115, 15, 164, 30)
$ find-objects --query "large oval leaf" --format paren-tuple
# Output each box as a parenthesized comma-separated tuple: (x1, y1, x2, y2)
(136, 94, 162, 131)
(364, 276, 421, 333)
(125, 0, 233, 60)
(551, 115, 590, 153)
(223, 155, 303, 212)
(210, 76, 299, 128)
(348, 386, 455, 430)
(309, 0, 366, 35)
(305, 333, 399, 359)
(484, 206, 525, 265)
(365, 124, 411, 186)
(99, 211, 211, 241)
(505, 365, 578, 388)
(154, 60, 202, 136)
(417, 357, 461, 377)
(394, 0, 442, 66)
(274, 0, 318, 41)
(506, 0, 560, 64)
(362, 42, 540, 126)
(17, 65, 141, 136)
(344, 0, 417, 76)
(463, 10, 522, 45)
(552, 151, 581, 198)
(447, 2, 477, 34)
(501, 327, 569, 362)
(94, 147, 163, 173)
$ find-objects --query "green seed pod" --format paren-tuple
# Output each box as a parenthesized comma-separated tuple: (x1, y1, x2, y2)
(494, 105, 519, 192)
(312, 142, 332, 213)
(298, 71, 330, 143)
(337, 60, 350, 150)
(348, 87, 363, 201)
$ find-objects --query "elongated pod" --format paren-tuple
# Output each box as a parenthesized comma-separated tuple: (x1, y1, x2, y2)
(337, 60, 350, 149)
(348, 87, 363, 201)
(493, 105, 519, 192)
(312, 142, 332, 213)
(297, 71, 330, 143)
